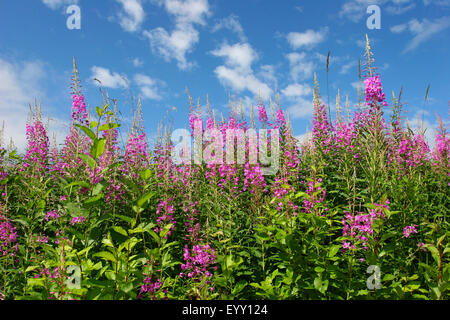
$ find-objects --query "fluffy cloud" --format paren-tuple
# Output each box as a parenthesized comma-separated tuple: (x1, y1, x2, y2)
(133, 74, 164, 100)
(286, 28, 328, 50)
(211, 42, 272, 100)
(132, 57, 144, 67)
(0, 58, 69, 152)
(210, 42, 256, 72)
(281, 83, 314, 119)
(143, 0, 210, 70)
(390, 16, 450, 52)
(0, 58, 45, 150)
(41, 0, 78, 10)
(286, 52, 315, 82)
(212, 15, 247, 42)
(90, 66, 129, 88)
(115, 0, 146, 32)
(340, 60, 358, 75)
(281, 83, 312, 98)
(339, 0, 383, 22)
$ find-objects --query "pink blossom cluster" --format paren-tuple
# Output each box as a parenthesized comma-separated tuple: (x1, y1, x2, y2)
(243, 162, 266, 194)
(433, 132, 449, 167)
(154, 198, 176, 239)
(342, 200, 390, 251)
(303, 178, 328, 216)
(0, 215, 18, 257)
(36, 235, 49, 244)
(364, 75, 388, 108)
(34, 267, 61, 279)
(138, 276, 166, 300)
(180, 244, 217, 291)
(45, 209, 60, 221)
(387, 133, 430, 174)
(22, 120, 49, 172)
(403, 225, 418, 238)
(258, 105, 268, 124)
(183, 200, 201, 244)
(276, 109, 286, 128)
(70, 216, 87, 226)
(71, 94, 89, 125)
(312, 104, 333, 154)
(123, 132, 148, 177)
(334, 122, 357, 155)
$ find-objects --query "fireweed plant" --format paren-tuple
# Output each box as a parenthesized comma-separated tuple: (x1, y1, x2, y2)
(0, 41, 448, 300)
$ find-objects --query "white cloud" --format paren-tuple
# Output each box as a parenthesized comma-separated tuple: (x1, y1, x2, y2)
(211, 42, 272, 100)
(286, 27, 328, 50)
(90, 66, 129, 88)
(391, 24, 408, 33)
(391, 16, 450, 52)
(339, 0, 418, 22)
(0, 58, 46, 150)
(132, 57, 143, 67)
(42, 0, 78, 10)
(144, 24, 199, 70)
(386, 2, 416, 14)
(286, 98, 314, 119)
(115, 0, 145, 32)
(213, 66, 272, 100)
(161, 0, 211, 25)
(281, 83, 313, 119)
(295, 132, 312, 148)
(0, 58, 69, 152)
(286, 52, 315, 81)
(423, 0, 450, 6)
(212, 15, 247, 41)
(281, 83, 312, 98)
(143, 0, 210, 70)
(257, 65, 277, 86)
(210, 42, 257, 72)
(339, 0, 383, 22)
(340, 60, 358, 75)
(133, 74, 164, 100)
(351, 81, 364, 90)
(406, 110, 438, 148)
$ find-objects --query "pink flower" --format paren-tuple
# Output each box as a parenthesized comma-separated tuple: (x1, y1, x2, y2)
(403, 225, 418, 238)
(45, 210, 60, 221)
(71, 216, 86, 226)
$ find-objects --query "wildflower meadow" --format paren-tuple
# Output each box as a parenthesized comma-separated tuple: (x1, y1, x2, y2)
(0, 37, 449, 301)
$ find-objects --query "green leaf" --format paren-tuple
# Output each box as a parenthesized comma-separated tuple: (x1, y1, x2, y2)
(314, 277, 329, 294)
(383, 274, 395, 281)
(147, 229, 160, 244)
(93, 251, 117, 263)
(90, 138, 106, 160)
(114, 214, 133, 225)
(99, 123, 120, 132)
(75, 124, 96, 140)
(79, 154, 96, 170)
(27, 278, 45, 288)
(25, 266, 39, 273)
(112, 226, 128, 237)
(328, 245, 340, 258)
(90, 121, 99, 129)
(314, 266, 325, 273)
(159, 223, 173, 240)
(425, 245, 441, 265)
(92, 183, 104, 196)
(65, 181, 90, 189)
(85, 194, 103, 205)
(139, 169, 153, 181)
(137, 191, 155, 208)
(96, 106, 103, 117)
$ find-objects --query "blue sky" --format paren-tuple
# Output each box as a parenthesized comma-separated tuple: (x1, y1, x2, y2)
(0, 0, 449, 151)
